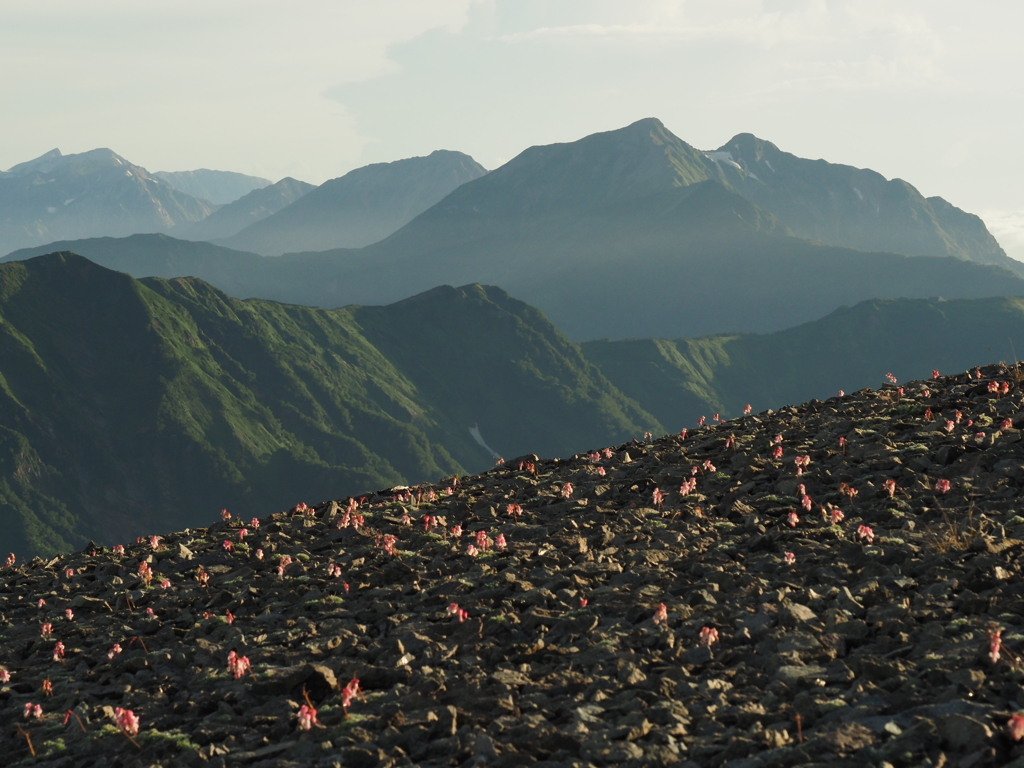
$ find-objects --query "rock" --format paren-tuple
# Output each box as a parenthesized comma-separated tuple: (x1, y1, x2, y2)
(939, 714, 993, 751)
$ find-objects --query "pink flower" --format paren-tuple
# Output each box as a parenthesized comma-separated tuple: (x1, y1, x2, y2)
(975, 431, 986, 444)
(679, 428, 688, 440)
(0, 668, 9, 683)
(149, 536, 160, 551)
(725, 436, 735, 449)
(475, 530, 490, 551)
(602, 448, 613, 459)
(24, 702, 42, 720)
(256, 549, 264, 560)
(838, 390, 844, 397)
(1008, 713, 1024, 742)
(596, 466, 606, 476)
(53, 642, 65, 662)
(990, 628, 1002, 665)
(65, 568, 74, 578)
(561, 482, 574, 499)
(222, 540, 233, 552)
(857, 525, 874, 544)
(885, 372, 897, 384)
(466, 544, 479, 557)
(65, 609, 73, 622)
(37, 598, 45, 608)
(447, 603, 460, 617)
(238, 528, 248, 540)
(698, 416, 706, 427)
(801, 495, 812, 512)
(652, 487, 664, 507)
(743, 404, 752, 415)
(249, 517, 260, 529)
(297, 703, 318, 730)
(699, 626, 719, 647)
(147, 607, 155, 618)
(787, 512, 799, 528)
(160, 579, 171, 589)
(580, 597, 588, 608)
(884, 479, 897, 497)
(113, 707, 139, 736)
(932, 370, 940, 379)
(495, 533, 507, 551)
(830, 508, 844, 525)
(1002, 419, 1013, 431)
(771, 446, 783, 460)
(227, 650, 252, 679)
(451, 525, 462, 538)
(41, 622, 53, 638)
(935, 479, 951, 495)
(277, 555, 292, 578)
(922, 389, 930, 398)
(784, 552, 796, 566)
(108, 644, 122, 660)
(341, 676, 361, 709)
(702, 460, 716, 472)
(653, 603, 669, 625)
(112, 545, 124, 557)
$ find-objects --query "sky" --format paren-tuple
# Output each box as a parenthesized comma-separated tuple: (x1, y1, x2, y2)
(3, 0, 1024, 258)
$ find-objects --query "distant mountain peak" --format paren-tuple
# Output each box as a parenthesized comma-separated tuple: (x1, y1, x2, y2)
(6, 148, 64, 176)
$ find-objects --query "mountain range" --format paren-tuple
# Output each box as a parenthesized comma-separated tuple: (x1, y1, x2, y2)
(8, 119, 1024, 340)
(0, 148, 215, 257)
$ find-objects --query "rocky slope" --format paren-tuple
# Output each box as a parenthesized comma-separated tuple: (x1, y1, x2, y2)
(3, 365, 1024, 767)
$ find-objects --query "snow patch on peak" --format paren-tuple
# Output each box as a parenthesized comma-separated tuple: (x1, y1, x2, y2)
(706, 151, 742, 172)
(853, 187, 864, 201)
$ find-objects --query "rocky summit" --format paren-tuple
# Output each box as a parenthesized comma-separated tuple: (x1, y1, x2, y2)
(4, 365, 1024, 767)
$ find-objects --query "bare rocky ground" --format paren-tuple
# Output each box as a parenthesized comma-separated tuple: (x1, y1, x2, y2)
(4, 365, 1024, 767)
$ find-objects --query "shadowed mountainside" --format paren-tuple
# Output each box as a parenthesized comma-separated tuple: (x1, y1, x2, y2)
(0, 253, 654, 558)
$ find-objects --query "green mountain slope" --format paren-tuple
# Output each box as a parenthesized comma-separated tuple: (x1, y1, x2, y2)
(0, 253, 656, 558)
(711, 133, 1018, 275)
(583, 295, 1024, 432)
(221, 150, 488, 255)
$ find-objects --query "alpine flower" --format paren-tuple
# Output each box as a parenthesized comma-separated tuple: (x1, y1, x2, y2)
(64, 609, 73, 622)
(857, 525, 874, 544)
(784, 552, 796, 566)
(277, 555, 292, 578)
(495, 533, 507, 551)
(1008, 713, 1024, 742)
(653, 603, 668, 625)
(113, 707, 139, 736)
(830, 508, 844, 525)
(24, 703, 42, 720)
(297, 704, 318, 730)
(108, 644, 122, 660)
(935, 479, 951, 495)
(884, 479, 897, 497)
(787, 511, 799, 528)
(0, 669, 9, 683)
(561, 482, 573, 499)
(53, 642, 65, 662)
(932, 370, 940, 379)
(743, 404, 752, 415)
(699, 626, 719, 647)
(112, 544, 125, 557)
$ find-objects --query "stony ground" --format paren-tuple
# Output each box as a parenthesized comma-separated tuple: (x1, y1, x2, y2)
(4, 365, 1024, 767)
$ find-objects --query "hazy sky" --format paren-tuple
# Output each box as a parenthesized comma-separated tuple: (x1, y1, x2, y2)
(3, 1, 1024, 257)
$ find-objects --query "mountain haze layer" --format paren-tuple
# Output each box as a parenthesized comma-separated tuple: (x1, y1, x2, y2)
(174, 177, 315, 241)
(220, 150, 488, 255)
(153, 168, 272, 205)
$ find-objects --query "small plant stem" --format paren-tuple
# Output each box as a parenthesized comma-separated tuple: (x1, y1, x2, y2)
(17, 726, 35, 757)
